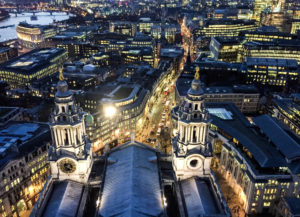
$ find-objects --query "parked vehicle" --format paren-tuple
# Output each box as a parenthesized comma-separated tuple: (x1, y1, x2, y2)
(156, 127, 162, 136)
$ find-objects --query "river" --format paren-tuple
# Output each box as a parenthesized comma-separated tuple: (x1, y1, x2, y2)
(0, 12, 71, 42)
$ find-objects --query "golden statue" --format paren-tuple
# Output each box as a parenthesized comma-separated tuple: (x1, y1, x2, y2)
(195, 66, 200, 80)
(59, 68, 64, 81)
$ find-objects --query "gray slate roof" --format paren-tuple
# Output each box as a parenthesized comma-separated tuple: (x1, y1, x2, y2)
(180, 177, 225, 216)
(99, 142, 163, 217)
(253, 115, 300, 162)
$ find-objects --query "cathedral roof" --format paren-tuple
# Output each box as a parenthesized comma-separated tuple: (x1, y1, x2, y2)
(179, 177, 228, 216)
(42, 181, 84, 217)
(99, 142, 164, 217)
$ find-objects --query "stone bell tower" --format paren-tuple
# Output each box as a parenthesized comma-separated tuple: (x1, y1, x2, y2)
(172, 67, 213, 180)
(48, 69, 93, 183)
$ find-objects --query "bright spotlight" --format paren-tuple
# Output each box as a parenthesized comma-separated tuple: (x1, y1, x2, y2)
(104, 105, 116, 118)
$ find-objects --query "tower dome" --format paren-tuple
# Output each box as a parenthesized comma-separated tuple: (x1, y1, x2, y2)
(187, 66, 204, 96)
(85, 114, 94, 126)
(55, 69, 72, 98)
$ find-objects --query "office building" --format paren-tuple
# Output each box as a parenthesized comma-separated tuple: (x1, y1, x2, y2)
(0, 47, 18, 64)
(210, 37, 241, 62)
(261, 12, 290, 33)
(208, 103, 300, 214)
(0, 122, 51, 217)
(175, 72, 260, 113)
(194, 19, 257, 38)
(16, 22, 56, 51)
(240, 40, 300, 64)
(245, 57, 299, 87)
(0, 48, 68, 89)
(253, 0, 273, 21)
(160, 47, 184, 75)
(57, 42, 100, 58)
(240, 30, 295, 42)
(109, 21, 137, 36)
(272, 94, 300, 136)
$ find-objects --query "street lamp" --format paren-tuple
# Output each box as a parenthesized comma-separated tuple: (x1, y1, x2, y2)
(104, 105, 117, 118)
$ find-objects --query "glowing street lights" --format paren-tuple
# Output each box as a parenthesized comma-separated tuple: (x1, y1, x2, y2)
(104, 105, 117, 118)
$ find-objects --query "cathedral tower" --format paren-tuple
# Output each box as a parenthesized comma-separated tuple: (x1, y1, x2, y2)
(172, 67, 212, 180)
(48, 70, 93, 183)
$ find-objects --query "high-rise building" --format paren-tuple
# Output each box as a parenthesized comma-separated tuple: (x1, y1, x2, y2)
(272, 94, 300, 136)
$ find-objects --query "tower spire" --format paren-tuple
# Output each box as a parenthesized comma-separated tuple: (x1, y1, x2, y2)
(195, 66, 200, 80)
(59, 68, 65, 81)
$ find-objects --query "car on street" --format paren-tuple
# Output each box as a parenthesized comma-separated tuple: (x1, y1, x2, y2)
(156, 127, 161, 136)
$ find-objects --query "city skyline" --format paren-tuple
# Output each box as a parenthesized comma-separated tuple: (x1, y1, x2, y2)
(0, 0, 300, 217)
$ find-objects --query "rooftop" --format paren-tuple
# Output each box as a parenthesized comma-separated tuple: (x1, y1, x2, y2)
(246, 57, 298, 68)
(0, 48, 66, 74)
(0, 107, 16, 119)
(284, 197, 300, 215)
(42, 181, 84, 217)
(180, 177, 226, 216)
(0, 122, 50, 170)
(207, 103, 300, 174)
(111, 86, 134, 100)
(253, 115, 300, 162)
(176, 73, 258, 97)
(160, 47, 184, 58)
(99, 142, 164, 216)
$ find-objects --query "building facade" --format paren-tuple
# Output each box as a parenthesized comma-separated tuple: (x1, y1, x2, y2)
(208, 104, 300, 215)
(0, 123, 51, 217)
(245, 57, 299, 87)
(17, 22, 56, 51)
(0, 48, 68, 89)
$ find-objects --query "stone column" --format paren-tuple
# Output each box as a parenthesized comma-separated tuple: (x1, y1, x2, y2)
(180, 124, 183, 141)
(201, 126, 205, 143)
(191, 126, 194, 143)
(60, 129, 65, 146)
(57, 128, 62, 146)
(67, 129, 71, 146)
(73, 128, 77, 145)
(188, 126, 191, 143)
(54, 128, 59, 147)
(197, 126, 200, 143)
(203, 125, 207, 143)
(185, 126, 188, 144)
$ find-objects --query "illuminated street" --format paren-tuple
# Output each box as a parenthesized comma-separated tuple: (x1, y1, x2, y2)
(136, 77, 177, 154)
